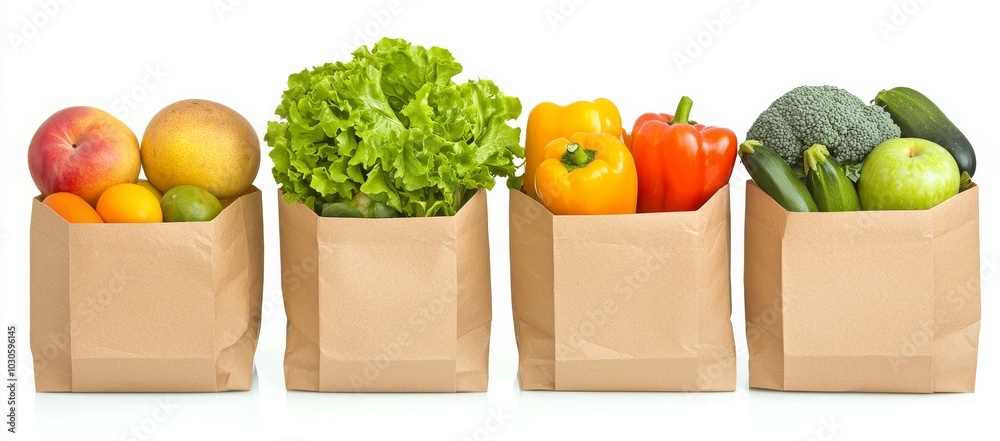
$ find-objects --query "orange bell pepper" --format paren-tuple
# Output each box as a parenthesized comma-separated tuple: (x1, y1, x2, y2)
(534, 132, 637, 215)
(523, 99, 623, 199)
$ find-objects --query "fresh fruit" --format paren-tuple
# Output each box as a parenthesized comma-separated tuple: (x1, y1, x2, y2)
(42, 192, 103, 223)
(803, 144, 860, 212)
(96, 183, 163, 223)
(141, 99, 260, 200)
(161, 185, 223, 222)
(873, 87, 976, 176)
(739, 140, 817, 212)
(858, 138, 960, 210)
(28, 107, 141, 205)
(136, 179, 163, 202)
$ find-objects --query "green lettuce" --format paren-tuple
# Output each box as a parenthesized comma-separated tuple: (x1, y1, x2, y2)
(265, 37, 523, 217)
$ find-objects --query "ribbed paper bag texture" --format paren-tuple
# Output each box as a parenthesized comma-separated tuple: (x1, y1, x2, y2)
(30, 188, 264, 392)
(744, 181, 980, 392)
(510, 185, 736, 391)
(279, 189, 491, 392)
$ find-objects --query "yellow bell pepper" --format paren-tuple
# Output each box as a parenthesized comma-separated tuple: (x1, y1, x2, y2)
(534, 132, 637, 215)
(523, 99, 623, 199)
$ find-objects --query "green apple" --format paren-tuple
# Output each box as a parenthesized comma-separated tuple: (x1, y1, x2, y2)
(859, 138, 959, 210)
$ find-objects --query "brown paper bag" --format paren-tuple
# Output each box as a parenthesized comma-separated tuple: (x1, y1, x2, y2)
(30, 187, 264, 392)
(278, 189, 491, 392)
(744, 181, 980, 392)
(509, 185, 736, 391)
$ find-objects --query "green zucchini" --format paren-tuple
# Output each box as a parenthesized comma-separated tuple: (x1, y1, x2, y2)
(740, 140, 818, 212)
(803, 144, 860, 212)
(873, 87, 976, 176)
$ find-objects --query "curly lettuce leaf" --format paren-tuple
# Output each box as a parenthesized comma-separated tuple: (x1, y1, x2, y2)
(266, 37, 522, 217)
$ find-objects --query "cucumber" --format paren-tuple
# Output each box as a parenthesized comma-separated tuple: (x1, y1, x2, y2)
(803, 144, 860, 212)
(873, 87, 976, 176)
(740, 140, 818, 212)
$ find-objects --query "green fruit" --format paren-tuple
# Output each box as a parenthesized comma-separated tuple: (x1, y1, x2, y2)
(136, 179, 163, 202)
(858, 138, 959, 210)
(161, 185, 223, 222)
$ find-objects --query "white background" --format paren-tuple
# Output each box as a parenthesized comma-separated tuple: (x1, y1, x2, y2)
(1, 0, 998, 439)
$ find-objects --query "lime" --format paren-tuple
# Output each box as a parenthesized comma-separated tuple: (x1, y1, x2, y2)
(161, 185, 223, 222)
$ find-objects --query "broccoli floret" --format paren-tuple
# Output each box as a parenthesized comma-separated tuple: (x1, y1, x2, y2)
(747, 85, 901, 166)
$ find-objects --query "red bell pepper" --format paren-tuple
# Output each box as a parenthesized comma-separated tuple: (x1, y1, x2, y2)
(629, 96, 737, 212)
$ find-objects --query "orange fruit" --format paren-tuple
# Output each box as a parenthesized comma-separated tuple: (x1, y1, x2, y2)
(96, 183, 163, 223)
(42, 192, 103, 223)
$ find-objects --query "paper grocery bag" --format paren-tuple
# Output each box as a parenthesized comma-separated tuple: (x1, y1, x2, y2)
(744, 181, 980, 393)
(278, 189, 491, 392)
(30, 188, 264, 392)
(509, 185, 736, 391)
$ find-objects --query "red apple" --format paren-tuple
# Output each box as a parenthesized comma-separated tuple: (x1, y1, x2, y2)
(28, 107, 141, 205)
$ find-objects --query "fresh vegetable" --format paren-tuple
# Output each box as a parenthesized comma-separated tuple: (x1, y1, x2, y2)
(739, 140, 817, 212)
(802, 144, 860, 212)
(629, 96, 737, 212)
(746, 85, 901, 167)
(960, 171, 974, 192)
(321, 192, 398, 218)
(872, 87, 976, 176)
(523, 98, 623, 199)
(265, 37, 523, 217)
(534, 132, 637, 215)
